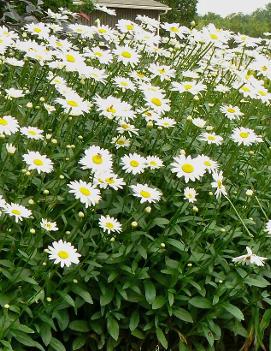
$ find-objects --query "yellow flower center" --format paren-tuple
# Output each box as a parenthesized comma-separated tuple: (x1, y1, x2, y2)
(95, 51, 102, 57)
(121, 123, 129, 129)
(227, 108, 236, 113)
(130, 160, 139, 167)
(239, 132, 249, 139)
(105, 222, 114, 229)
(28, 130, 37, 136)
(207, 135, 216, 141)
(66, 54, 76, 63)
(151, 98, 162, 107)
(241, 86, 250, 92)
(98, 28, 107, 34)
(105, 177, 115, 184)
(137, 72, 145, 78)
(183, 84, 193, 90)
(116, 139, 125, 145)
(67, 100, 78, 107)
(150, 161, 157, 166)
(258, 90, 267, 96)
(34, 27, 42, 33)
(33, 159, 44, 166)
(120, 81, 128, 87)
(140, 190, 151, 198)
(79, 186, 91, 196)
(181, 163, 194, 173)
(56, 41, 63, 47)
(121, 51, 132, 59)
(92, 154, 103, 164)
(126, 24, 134, 30)
(158, 68, 166, 74)
(204, 160, 212, 167)
(217, 180, 222, 188)
(210, 33, 219, 40)
(170, 26, 179, 33)
(0, 118, 8, 126)
(11, 209, 22, 215)
(58, 250, 69, 259)
(107, 105, 116, 113)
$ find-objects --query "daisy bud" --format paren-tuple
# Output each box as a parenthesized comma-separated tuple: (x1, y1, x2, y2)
(249, 151, 254, 155)
(35, 106, 40, 109)
(192, 206, 198, 212)
(160, 242, 165, 248)
(78, 135, 83, 140)
(51, 139, 57, 144)
(190, 20, 196, 27)
(187, 263, 192, 267)
(246, 189, 253, 196)
(219, 280, 223, 283)
(145, 206, 152, 213)
(42, 262, 47, 266)
(186, 115, 193, 121)
(30, 228, 36, 234)
(4, 304, 10, 309)
(110, 237, 115, 242)
(43, 189, 49, 195)
(26, 171, 31, 176)
(73, 279, 78, 283)
(78, 211, 84, 218)
(59, 175, 64, 179)
(65, 231, 71, 235)
(220, 228, 226, 232)
(22, 32, 27, 37)
(131, 221, 138, 228)
(46, 134, 52, 140)
(206, 126, 213, 131)
(208, 192, 213, 195)
(28, 199, 34, 205)
(6, 143, 16, 154)
(147, 121, 153, 128)
(46, 297, 52, 302)
(68, 116, 73, 121)
(193, 95, 199, 101)
(26, 102, 33, 108)
(65, 157, 70, 161)
(39, 97, 45, 102)
(180, 149, 186, 155)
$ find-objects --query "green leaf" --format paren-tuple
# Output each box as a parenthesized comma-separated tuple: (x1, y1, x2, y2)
(71, 286, 93, 304)
(40, 324, 52, 346)
(72, 336, 87, 350)
(156, 327, 168, 349)
(58, 291, 75, 308)
(100, 288, 114, 306)
(223, 303, 244, 321)
(107, 315, 119, 341)
(129, 311, 139, 331)
(167, 238, 185, 252)
(13, 331, 45, 351)
(144, 280, 156, 304)
(69, 320, 89, 332)
(245, 276, 270, 288)
(50, 337, 66, 351)
(189, 297, 211, 309)
(173, 308, 193, 323)
(152, 296, 166, 309)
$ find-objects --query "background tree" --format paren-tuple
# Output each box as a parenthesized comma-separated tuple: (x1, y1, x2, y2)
(160, 0, 198, 26)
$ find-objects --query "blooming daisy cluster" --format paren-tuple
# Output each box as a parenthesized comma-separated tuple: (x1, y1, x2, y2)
(0, 8, 270, 350)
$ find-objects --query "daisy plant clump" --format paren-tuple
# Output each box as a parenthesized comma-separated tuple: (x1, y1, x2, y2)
(0, 9, 270, 351)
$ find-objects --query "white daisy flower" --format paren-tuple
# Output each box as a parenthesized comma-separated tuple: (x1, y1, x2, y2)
(4, 203, 32, 223)
(171, 155, 206, 183)
(23, 151, 54, 174)
(79, 145, 112, 174)
(41, 218, 58, 231)
(199, 132, 223, 145)
(21, 126, 44, 140)
(184, 187, 198, 203)
(146, 156, 164, 169)
(121, 153, 146, 175)
(211, 171, 227, 198)
(68, 180, 101, 208)
(130, 183, 162, 203)
(232, 247, 267, 267)
(99, 215, 122, 234)
(0, 115, 19, 135)
(114, 46, 139, 66)
(231, 127, 263, 146)
(47, 240, 81, 267)
(265, 220, 271, 235)
(220, 105, 244, 120)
